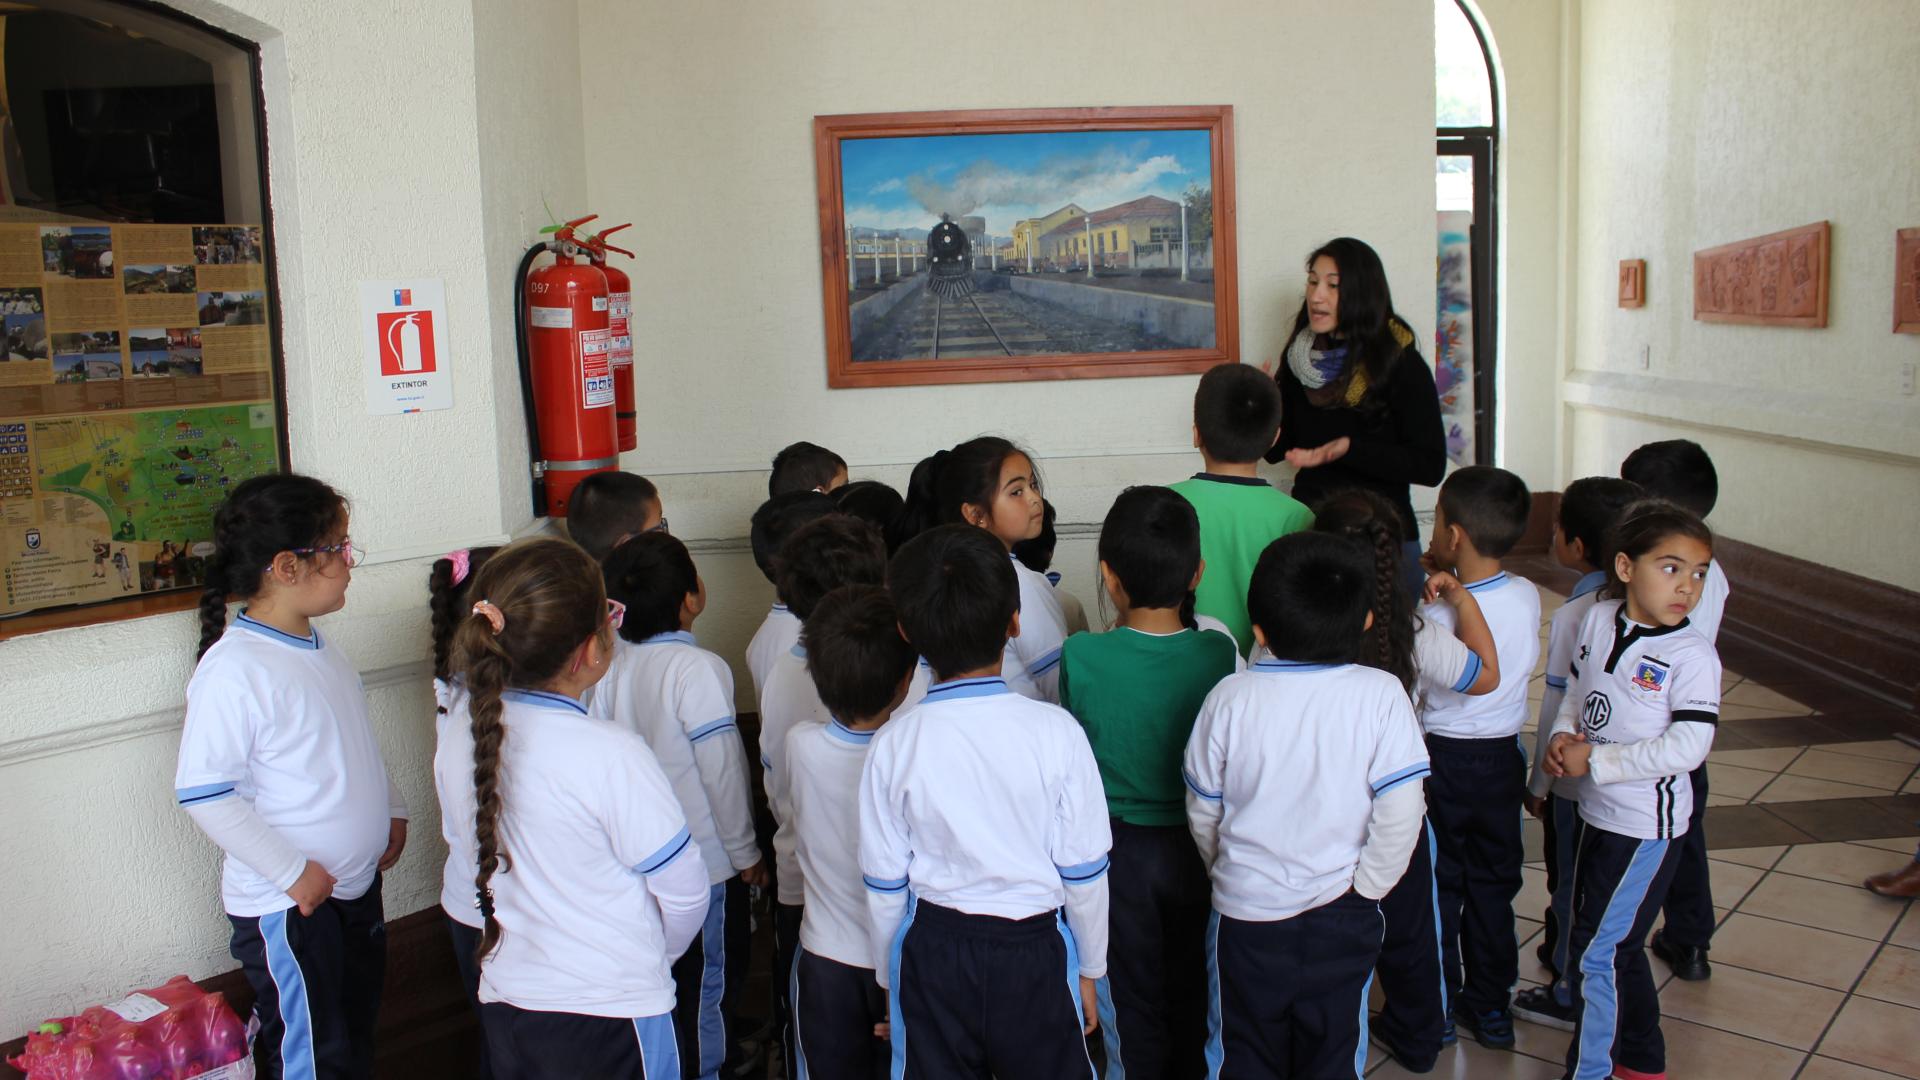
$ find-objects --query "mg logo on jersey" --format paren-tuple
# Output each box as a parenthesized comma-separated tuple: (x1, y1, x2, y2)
(24, 527, 40, 550)
(1582, 690, 1612, 732)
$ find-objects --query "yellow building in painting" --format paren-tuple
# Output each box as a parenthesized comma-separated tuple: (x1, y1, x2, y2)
(1011, 203, 1085, 265)
(1036, 195, 1182, 268)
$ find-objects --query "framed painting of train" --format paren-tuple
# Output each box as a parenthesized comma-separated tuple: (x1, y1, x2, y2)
(813, 106, 1238, 388)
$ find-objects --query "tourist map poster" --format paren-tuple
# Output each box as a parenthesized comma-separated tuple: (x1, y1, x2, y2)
(0, 222, 282, 619)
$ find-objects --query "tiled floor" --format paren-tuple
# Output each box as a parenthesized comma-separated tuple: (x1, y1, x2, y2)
(1358, 583, 1920, 1078)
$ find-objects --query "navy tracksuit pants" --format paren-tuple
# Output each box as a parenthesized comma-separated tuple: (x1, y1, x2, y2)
(227, 878, 386, 1080)
(1206, 893, 1384, 1079)
(1562, 821, 1685, 1080)
(1425, 733, 1526, 1016)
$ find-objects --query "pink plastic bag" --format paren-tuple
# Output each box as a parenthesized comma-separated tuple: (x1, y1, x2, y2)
(7, 976, 250, 1080)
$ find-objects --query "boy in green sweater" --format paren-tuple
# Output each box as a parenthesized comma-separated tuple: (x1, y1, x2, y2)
(1169, 364, 1314, 655)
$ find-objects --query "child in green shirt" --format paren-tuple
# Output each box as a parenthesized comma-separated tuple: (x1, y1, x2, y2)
(1058, 485, 1239, 1079)
(1169, 364, 1314, 655)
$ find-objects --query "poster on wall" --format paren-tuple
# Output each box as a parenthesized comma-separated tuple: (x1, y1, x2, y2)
(1435, 211, 1476, 466)
(0, 222, 283, 621)
(358, 279, 452, 414)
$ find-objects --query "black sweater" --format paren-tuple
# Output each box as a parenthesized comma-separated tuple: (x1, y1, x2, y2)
(1265, 346, 1447, 542)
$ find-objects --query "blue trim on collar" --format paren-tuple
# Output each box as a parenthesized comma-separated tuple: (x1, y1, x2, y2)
(1570, 570, 1608, 600)
(923, 676, 1010, 701)
(826, 718, 874, 745)
(771, 603, 789, 613)
(640, 630, 697, 647)
(502, 688, 588, 715)
(1251, 659, 1341, 674)
(790, 643, 807, 659)
(1462, 571, 1512, 593)
(234, 612, 320, 650)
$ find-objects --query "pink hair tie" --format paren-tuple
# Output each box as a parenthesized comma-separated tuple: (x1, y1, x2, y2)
(471, 600, 505, 635)
(447, 549, 472, 586)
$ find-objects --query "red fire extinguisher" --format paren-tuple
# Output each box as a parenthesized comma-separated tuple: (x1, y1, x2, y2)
(583, 223, 637, 452)
(513, 213, 617, 518)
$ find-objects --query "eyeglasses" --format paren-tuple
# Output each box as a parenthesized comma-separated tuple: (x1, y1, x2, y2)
(606, 598, 626, 630)
(644, 518, 670, 535)
(293, 538, 364, 568)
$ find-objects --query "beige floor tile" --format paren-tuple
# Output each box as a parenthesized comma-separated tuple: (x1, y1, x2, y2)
(1787, 750, 1919, 792)
(1710, 746, 1809, 772)
(1515, 915, 1542, 947)
(1821, 740, 1920, 766)
(1894, 907, 1920, 952)
(1816, 996, 1920, 1077)
(1721, 700, 1820, 722)
(1707, 912, 1879, 989)
(1738, 873, 1905, 940)
(1709, 858, 1768, 905)
(1714, 761, 1786, 801)
(1857, 944, 1920, 1011)
(1906, 774, 1920, 795)
(1713, 845, 1788, 870)
(1367, 1038, 1566, 1079)
(1852, 836, 1920, 856)
(1778, 842, 1918, 888)
(1798, 1056, 1910, 1079)
(1657, 962, 1843, 1049)
(1658, 1017, 1806, 1079)
(1721, 680, 1816, 715)
(1753, 773, 1895, 803)
(1724, 671, 1746, 693)
(1709, 792, 1748, 806)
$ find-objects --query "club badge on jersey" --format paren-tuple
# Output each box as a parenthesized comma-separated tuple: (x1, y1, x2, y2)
(1630, 657, 1671, 695)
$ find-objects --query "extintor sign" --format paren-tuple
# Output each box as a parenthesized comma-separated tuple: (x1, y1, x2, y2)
(579, 328, 614, 409)
(359, 278, 453, 415)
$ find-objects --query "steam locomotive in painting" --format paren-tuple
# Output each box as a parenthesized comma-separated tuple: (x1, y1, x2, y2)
(927, 213, 974, 298)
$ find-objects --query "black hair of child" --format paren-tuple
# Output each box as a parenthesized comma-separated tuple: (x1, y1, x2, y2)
(888, 523, 1019, 680)
(833, 480, 906, 552)
(1621, 439, 1718, 518)
(1311, 488, 1416, 692)
(776, 513, 888, 620)
(769, 441, 847, 497)
(1437, 465, 1533, 559)
(602, 530, 699, 643)
(1559, 477, 1644, 571)
(1193, 362, 1284, 462)
(1010, 499, 1058, 573)
(429, 546, 503, 684)
(1248, 531, 1375, 664)
(1098, 486, 1201, 623)
(801, 583, 918, 721)
(749, 490, 837, 587)
(567, 471, 660, 562)
(197, 472, 348, 661)
(1605, 498, 1714, 600)
(936, 435, 1029, 526)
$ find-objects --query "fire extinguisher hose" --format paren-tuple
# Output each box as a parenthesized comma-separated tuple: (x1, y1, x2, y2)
(512, 240, 548, 517)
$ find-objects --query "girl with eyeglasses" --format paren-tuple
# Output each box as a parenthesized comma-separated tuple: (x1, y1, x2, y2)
(175, 473, 407, 1078)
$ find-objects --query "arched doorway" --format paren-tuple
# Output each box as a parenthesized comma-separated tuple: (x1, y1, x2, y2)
(1436, 0, 1501, 466)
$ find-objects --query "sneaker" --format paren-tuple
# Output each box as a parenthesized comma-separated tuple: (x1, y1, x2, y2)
(1451, 1005, 1516, 1050)
(1650, 929, 1711, 981)
(1610, 1067, 1667, 1080)
(1440, 1017, 1457, 1047)
(1511, 985, 1578, 1032)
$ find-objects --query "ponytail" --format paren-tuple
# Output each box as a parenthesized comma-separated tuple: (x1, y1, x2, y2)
(196, 473, 347, 663)
(449, 535, 607, 969)
(891, 449, 951, 549)
(429, 547, 500, 690)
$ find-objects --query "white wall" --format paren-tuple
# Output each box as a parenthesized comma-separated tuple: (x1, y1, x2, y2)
(579, 0, 1439, 696)
(0, 0, 584, 1036)
(1565, 0, 1920, 589)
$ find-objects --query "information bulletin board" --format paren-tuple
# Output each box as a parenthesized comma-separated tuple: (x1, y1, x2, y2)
(0, 222, 284, 622)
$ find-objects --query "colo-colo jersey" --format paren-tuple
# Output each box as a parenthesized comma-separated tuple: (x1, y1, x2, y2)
(859, 676, 1112, 988)
(1417, 570, 1540, 738)
(589, 632, 760, 884)
(1549, 599, 1720, 840)
(175, 615, 406, 917)
(745, 603, 800, 710)
(762, 641, 832, 906)
(789, 717, 882, 968)
(1183, 660, 1430, 920)
(1528, 570, 1609, 801)
(1009, 556, 1069, 703)
(441, 689, 703, 1018)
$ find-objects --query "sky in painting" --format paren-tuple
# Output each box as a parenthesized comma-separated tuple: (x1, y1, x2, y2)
(840, 128, 1211, 238)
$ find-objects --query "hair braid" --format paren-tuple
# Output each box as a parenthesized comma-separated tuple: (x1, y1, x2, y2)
(428, 557, 458, 685)
(196, 586, 229, 661)
(1311, 489, 1417, 692)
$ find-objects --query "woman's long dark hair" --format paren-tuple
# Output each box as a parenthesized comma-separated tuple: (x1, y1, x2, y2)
(1286, 236, 1416, 397)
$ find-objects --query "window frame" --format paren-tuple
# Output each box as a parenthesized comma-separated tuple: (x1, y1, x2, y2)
(1436, 0, 1500, 467)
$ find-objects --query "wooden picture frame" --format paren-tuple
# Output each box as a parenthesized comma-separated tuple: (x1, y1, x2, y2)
(813, 106, 1238, 388)
(1896, 227, 1920, 334)
(1692, 221, 1830, 328)
(1618, 259, 1645, 308)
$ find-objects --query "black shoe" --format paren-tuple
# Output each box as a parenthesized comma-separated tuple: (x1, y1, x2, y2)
(1510, 985, 1578, 1032)
(1651, 928, 1711, 981)
(1450, 1004, 1516, 1050)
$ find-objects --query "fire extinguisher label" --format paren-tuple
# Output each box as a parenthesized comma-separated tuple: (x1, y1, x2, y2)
(580, 328, 614, 409)
(530, 305, 572, 329)
(592, 296, 610, 312)
(610, 292, 632, 320)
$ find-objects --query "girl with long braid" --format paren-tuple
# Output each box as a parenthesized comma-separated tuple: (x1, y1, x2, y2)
(437, 536, 710, 1079)
(1313, 489, 1500, 1072)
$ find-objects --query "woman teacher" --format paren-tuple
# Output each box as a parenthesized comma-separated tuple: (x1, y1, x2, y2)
(1267, 237, 1447, 583)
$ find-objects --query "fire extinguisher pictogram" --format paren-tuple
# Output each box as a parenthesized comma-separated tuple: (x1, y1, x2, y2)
(514, 213, 618, 518)
(583, 223, 637, 453)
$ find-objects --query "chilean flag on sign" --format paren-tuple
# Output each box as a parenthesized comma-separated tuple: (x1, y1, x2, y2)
(393, 288, 412, 306)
